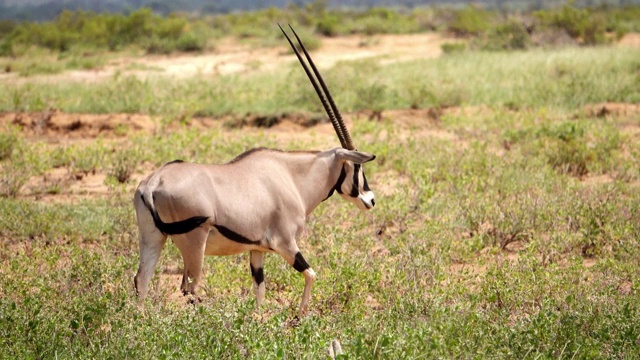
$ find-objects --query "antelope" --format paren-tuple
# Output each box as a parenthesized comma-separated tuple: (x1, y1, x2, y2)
(133, 24, 376, 314)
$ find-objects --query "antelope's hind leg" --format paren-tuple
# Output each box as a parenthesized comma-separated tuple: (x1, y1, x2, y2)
(249, 251, 266, 307)
(172, 227, 208, 297)
(134, 209, 168, 299)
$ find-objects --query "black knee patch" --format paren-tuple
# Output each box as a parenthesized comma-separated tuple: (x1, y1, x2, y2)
(293, 252, 310, 272)
(250, 265, 264, 285)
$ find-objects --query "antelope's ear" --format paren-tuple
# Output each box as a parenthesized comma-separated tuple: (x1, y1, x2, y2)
(336, 148, 376, 164)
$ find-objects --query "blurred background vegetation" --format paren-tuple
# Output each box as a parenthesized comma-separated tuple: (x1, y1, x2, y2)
(0, 0, 638, 57)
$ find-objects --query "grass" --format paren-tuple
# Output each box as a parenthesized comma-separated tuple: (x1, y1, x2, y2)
(1, 46, 638, 116)
(0, 47, 112, 77)
(1, 41, 640, 358)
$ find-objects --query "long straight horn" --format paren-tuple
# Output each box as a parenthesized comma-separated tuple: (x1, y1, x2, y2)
(278, 24, 355, 150)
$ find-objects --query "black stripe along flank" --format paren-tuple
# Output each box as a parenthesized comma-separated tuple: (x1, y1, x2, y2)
(213, 224, 261, 245)
(141, 194, 208, 235)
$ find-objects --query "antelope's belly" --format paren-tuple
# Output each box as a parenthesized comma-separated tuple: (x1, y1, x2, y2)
(204, 229, 268, 256)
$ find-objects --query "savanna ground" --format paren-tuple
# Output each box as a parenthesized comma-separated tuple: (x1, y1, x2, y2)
(1, 27, 640, 358)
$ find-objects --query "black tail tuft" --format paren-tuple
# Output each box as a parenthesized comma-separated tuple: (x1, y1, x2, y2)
(141, 194, 208, 235)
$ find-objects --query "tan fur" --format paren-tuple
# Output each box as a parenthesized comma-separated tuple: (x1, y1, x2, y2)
(133, 147, 375, 314)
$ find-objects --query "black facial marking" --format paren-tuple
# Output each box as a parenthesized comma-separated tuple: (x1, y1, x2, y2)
(293, 252, 310, 272)
(350, 164, 361, 197)
(363, 171, 371, 192)
(214, 225, 260, 245)
(250, 265, 264, 285)
(324, 164, 347, 201)
(335, 165, 347, 195)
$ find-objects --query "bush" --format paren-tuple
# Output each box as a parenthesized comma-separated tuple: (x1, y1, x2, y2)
(441, 42, 466, 54)
(1, 8, 209, 54)
(448, 5, 494, 37)
(478, 20, 531, 51)
(108, 150, 138, 184)
(534, 3, 609, 45)
(316, 12, 340, 37)
(176, 32, 206, 52)
(0, 39, 13, 57)
(0, 129, 19, 161)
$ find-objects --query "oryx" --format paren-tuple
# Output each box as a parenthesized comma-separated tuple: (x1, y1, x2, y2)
(133, 24, 376, 314)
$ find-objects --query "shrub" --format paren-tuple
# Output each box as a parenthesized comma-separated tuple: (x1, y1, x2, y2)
(0, 8, 212, 54)
(108, 150, 138, 184)
(478, 20, 531, 51)
(441, 42, 466, 54)
(0, 20, 16, 40)
(175, 32, 206, 52)
(534, 3, 609, 45)
(448, 5, 494, 37)
(0, 161, 31, 197)
(144, 36, 176, 55)
(0, 129, 19, 161)
(316, 12, 340, 37)
(0, 39, 13, 57)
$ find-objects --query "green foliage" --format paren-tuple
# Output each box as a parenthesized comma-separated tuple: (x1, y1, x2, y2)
(602, 5, 640, 33)
(2, 8, 208, 54)
(0, 6, 639, 356)
(175, 31, 207, 52)
(0, 137, 43, 198)
(477, 20, 532, 51)
(504, 118, 622, 177)
(440, 42, 466, 54)
(448, 5, 495, 36)
(2, 110, 640, 357)
(534, 3, 609, 45)
(316, 12, 340, 37)
(350, 7, 419, 35)
(107, 148, 139, 184)
(0, 4, 638, 56)
(0, 127, 19, 161)
(1, 46, 638, 116)
(0, 38, 13, 57)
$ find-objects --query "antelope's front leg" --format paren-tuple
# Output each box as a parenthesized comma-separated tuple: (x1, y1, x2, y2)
(249, 250, 265, 307)
(294, 252, 317, 315)
(277, 248, 316, 315)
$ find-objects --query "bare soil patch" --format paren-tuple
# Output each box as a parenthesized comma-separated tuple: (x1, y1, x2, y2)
(0, 33, 448, 84)
(583, 102, 640, 119)
(116, 33, 448, 78)
(618, 33, 640, 48)
(3, 111, 156, 140)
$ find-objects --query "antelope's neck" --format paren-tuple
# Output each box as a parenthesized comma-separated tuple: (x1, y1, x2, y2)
(292, 151, 342, 215)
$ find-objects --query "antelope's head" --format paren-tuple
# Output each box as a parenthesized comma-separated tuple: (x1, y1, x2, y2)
(280, 24, 376, 211)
